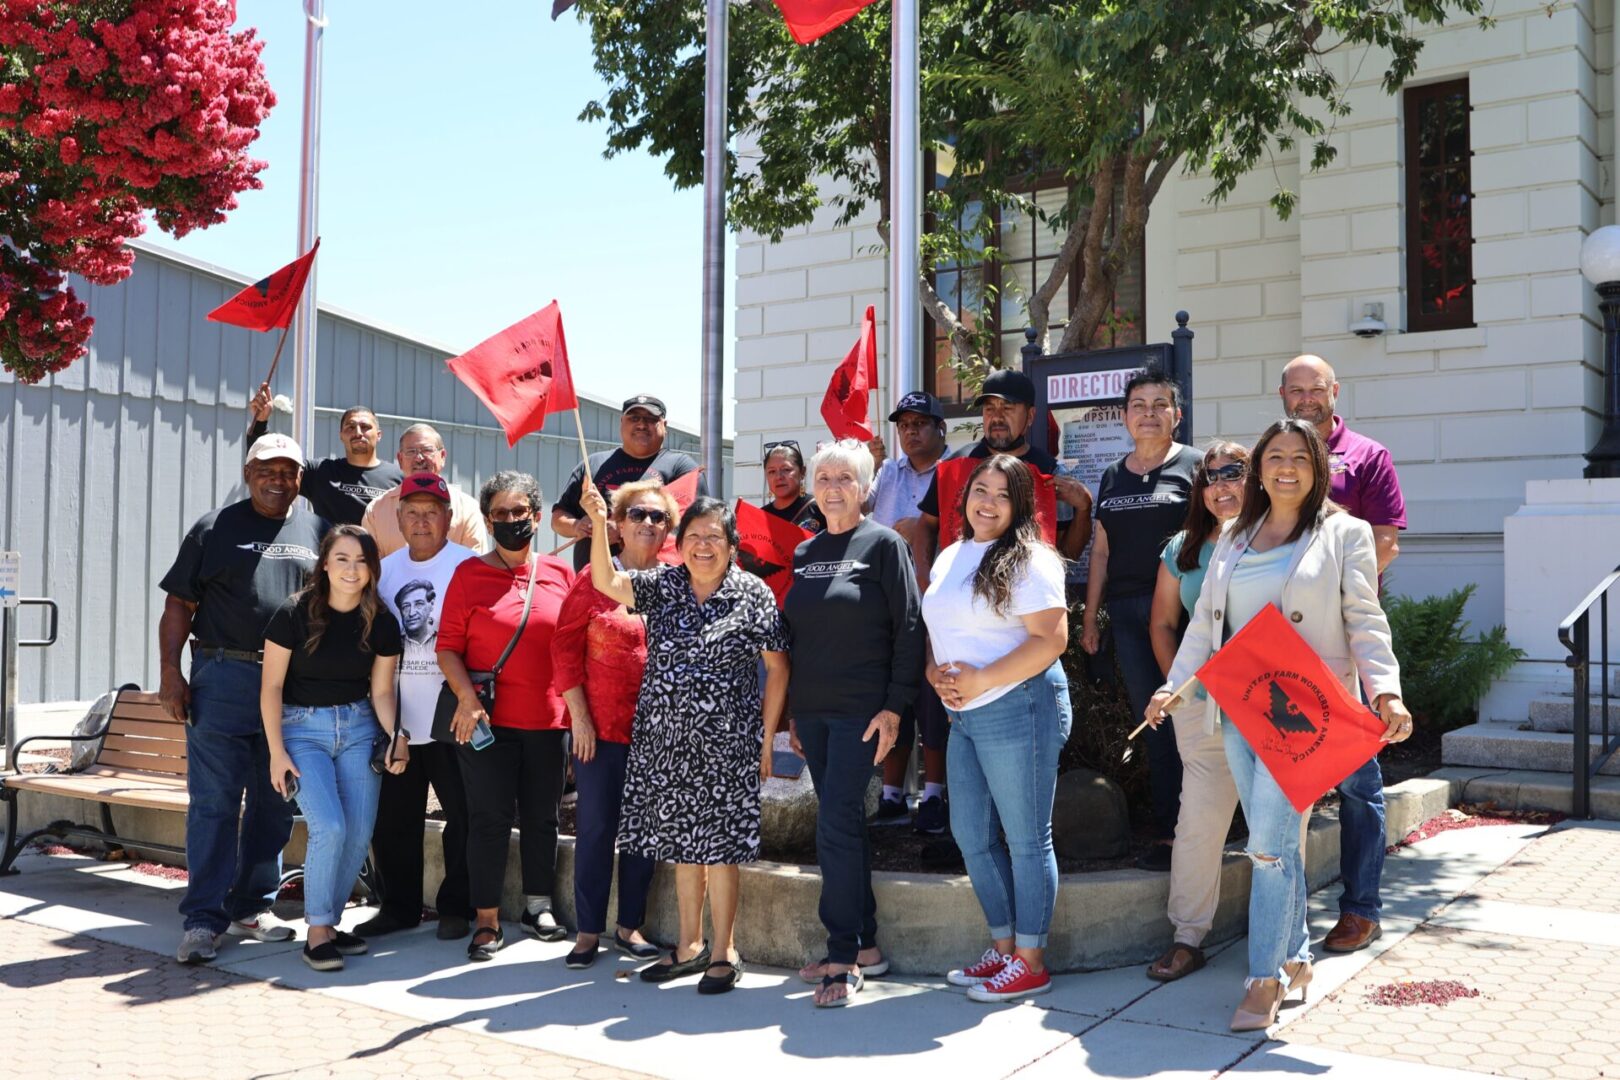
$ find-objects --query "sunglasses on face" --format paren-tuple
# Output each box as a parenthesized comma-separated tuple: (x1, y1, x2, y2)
(1205, 463, 1246, 484)
(625, 507, 670, 525)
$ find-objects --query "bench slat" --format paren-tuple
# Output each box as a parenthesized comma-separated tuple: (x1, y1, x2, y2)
(95, 749, 188, 775)
(3, 772, 190, 811)
(104, 718, 189, 741)
(109, 702, 183, 725)
(101, 733, 187, 758)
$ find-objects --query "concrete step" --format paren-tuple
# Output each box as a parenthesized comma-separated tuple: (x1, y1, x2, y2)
(1527, 694, 1620, 733)
(1428, 765, 1620, 820)
(1442, 722, 1620, 776)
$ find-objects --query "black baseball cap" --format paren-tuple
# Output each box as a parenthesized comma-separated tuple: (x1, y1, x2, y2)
(971, 368, 1036, 409)
(622, 394, 667, 419)
(888, 390, 945, 423)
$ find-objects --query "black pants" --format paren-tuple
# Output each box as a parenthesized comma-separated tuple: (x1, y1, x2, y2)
(797, 715, 879, 965)
(572, 739, 655, 935)
(1111, 592, 1184, 840)
(370, 740, 473, 923)
(458, 726, 567, 910)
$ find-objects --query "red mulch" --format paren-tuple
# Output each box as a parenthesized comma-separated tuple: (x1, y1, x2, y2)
(1389, 804, 1567, 853)
(1367, 979, 1481, 1008)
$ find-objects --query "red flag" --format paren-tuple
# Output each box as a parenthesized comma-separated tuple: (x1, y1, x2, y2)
(206, 240, 320, 332)
(733, 499, 811, 606)
(820, 305, 879, 441)
(1196, 604, 1386, 813)
(447, 301, 578, 448)
(656, 471, 705, 567)
(772, 0, 880, 44)
(936, 456, 1058, 547)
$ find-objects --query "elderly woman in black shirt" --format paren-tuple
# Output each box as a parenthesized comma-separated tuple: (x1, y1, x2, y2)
(782, 438, 924, 1007)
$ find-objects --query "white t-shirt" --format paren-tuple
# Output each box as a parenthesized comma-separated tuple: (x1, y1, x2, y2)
(922, 539, 1067, 711)
(378, 541, 477, 742)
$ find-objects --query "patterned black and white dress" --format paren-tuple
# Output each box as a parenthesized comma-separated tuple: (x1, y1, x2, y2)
(616, 563, 789, 865)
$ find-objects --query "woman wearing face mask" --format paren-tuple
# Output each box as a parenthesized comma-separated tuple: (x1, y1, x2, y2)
(1143, 441, 1251, 984)
(437, 471, 575, 962)
(761, 441, 826, 534)
(262, 525, 405, 972)
(1147, 419, 1409, 1031)
(550, 479, 677, 969)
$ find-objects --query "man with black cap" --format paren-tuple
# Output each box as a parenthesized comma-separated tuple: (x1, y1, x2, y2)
(551, 394, 705, 572)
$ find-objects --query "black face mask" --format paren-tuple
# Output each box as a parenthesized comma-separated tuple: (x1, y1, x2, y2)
(492, 518, 534, 552)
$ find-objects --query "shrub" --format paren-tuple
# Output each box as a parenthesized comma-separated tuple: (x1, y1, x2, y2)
(1384, 585, 1522, 732)
(1059, 605, 1150, 814)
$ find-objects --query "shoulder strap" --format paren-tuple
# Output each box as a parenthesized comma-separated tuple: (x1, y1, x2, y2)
(490, 566, 537, 675)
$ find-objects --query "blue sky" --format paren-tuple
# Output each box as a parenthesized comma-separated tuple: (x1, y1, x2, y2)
(151, 1, 727, 433)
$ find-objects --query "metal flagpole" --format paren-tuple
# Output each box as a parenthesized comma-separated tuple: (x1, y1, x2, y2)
(292, 0, 327, 451)
(889, 0, 921, 418)
(700, 0, 728, 493)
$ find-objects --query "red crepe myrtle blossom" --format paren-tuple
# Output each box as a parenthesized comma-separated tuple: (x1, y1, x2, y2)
(0, 0, 275, 381)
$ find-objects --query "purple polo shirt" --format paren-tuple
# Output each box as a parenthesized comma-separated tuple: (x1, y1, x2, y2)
(1326, 415, 1406, 529)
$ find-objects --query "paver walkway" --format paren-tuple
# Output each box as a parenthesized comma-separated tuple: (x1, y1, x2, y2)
(1, 818, 1616, 1079)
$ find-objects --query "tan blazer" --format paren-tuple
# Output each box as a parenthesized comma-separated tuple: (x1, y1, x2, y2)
(1164, 509, 1401, 734)
(361, 483, 488, 558)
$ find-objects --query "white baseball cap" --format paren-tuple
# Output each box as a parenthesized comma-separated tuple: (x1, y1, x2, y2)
(246, 433, 304, 465)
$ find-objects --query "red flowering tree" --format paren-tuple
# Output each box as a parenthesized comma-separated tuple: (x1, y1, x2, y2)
(0, 0, 275, 382)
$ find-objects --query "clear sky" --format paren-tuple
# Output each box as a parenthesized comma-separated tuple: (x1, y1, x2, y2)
(150, 0, 728, 434)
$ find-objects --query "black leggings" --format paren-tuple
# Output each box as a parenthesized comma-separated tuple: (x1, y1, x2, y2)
(457, 726, 567, 910)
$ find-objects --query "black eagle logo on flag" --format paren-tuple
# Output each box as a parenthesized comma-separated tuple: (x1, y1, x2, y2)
(1264, 680, 1318, 736)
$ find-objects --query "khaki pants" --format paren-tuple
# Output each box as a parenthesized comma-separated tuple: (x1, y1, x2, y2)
(1167, 711, 1240, 947)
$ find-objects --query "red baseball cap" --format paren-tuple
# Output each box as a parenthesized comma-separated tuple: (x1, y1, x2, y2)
(400, 472, 451, 503)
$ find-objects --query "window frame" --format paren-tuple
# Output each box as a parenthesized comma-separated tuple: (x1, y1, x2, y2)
(1403, 77, 1475, 334)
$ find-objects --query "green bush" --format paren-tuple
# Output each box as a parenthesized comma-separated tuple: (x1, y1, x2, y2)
(1384, 585, 1522, 732)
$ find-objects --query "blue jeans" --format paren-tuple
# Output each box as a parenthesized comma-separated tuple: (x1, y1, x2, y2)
(1222, 720, 1310, 981)
(797, 715, 880, 964)
(1109, 592, 1183, 839)
(946, 661, 1072, 949)
(281, 700, 384, 927)
(1337, 754, 1385, 920)
(180, 656, 294, 935)
(573, 739, 655, 936)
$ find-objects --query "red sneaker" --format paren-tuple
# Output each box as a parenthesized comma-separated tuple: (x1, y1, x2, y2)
(947, 947, 1011, 987)
(967, 956, 1052, 1002)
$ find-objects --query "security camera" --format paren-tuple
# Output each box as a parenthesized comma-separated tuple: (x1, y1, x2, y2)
(1349, 303, 1386, 339)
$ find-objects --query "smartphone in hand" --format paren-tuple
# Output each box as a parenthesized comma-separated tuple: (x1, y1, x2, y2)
(280, 770, 300, 803)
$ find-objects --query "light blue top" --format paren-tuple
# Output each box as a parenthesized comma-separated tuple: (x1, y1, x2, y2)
(1223, 539, 1298, 643)
(869, 454, 938, 529)
(1161, 532, 1216, 616)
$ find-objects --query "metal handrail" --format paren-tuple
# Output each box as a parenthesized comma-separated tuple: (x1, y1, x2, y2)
(1557, 563, 1620, 819)
(1558, 565, 1620, 652)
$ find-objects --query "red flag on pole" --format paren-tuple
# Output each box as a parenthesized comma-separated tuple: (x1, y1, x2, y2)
(772, 0, 880, 44)
(1196, 603, 1387, 813)
(447, 301, 579, 448)
(732, 499, 811, 606)
(935, 456, 1058, 547)
(656, 471, 706, 567)
(820, 305, 879, 441)
(206, 240, 320, 332)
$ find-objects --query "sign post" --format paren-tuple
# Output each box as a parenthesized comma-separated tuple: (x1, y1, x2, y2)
(1, 552, 18, 772)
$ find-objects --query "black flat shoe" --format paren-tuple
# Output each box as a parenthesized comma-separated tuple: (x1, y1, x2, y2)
(467, 924, 504, 962)
(614, 931, 661, 960)
(302, 941, 344, 972)
(565, 941, 599, 969)
(639, 942, 711, 983)
(697, 959, 744, 995)
(332, 930, 368, 956)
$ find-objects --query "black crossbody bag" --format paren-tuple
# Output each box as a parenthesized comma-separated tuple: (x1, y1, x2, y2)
(431, 566, 536, 743)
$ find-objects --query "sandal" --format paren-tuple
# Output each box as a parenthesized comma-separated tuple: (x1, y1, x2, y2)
(467, 924, 504, 963)
(799, 953, 890, 983)
(1146, 942, 1205, 983)
(815, 969, 864, 1008)
(697, 959, 744, 995)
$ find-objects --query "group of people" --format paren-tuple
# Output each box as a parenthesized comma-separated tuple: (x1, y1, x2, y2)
(158, 353, 1412, 1028)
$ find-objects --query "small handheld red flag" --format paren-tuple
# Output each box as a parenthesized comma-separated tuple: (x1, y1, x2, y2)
(936, 456, 1058, 547)
(772, 0, 880, 44)
(207, 240, 320, 332)
(1196, 604, 1386, 813)
(656, 471, 706, 567)
(447, 301, 578, 448)
(732, 499, 812, 606)
(820, 305, 879, 441)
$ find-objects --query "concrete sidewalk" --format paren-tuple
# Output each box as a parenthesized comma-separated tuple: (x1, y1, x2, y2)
(0, 818, 1614, 1079)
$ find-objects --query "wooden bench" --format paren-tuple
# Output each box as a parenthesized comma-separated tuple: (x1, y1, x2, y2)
(1, 689, 189, 874)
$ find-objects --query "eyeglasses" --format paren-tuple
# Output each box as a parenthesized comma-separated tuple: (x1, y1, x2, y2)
(488, 507, 533, 522)
(1205, 463, 1246, 484)
(625, 507, 670, 525)
(400, 446, 443, 460)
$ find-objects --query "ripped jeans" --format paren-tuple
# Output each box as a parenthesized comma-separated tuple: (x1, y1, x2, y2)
(1222, 718, 1311, 982)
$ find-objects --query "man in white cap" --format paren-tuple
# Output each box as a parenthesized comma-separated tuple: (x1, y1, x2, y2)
(158, 433, 331, 965)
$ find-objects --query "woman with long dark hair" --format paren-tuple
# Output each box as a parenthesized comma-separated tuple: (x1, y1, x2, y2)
(262, 524, 405, 972)
(1149, 418, 1410, 1030)
(925, 456, 1072, 1003)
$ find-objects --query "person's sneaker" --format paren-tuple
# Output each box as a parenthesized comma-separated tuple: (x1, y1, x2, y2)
(176, 927, 218, 965)
(302, 940, 344, 972)
(436, 915, 471, 941)
(331, 930, 369, 956)
(520, 907, 568, 942)
(355, 910, 417, 937)
(967, 956, 1052, 1002)
(227, 913, 295, 942)
(913, 794, 948, 835)
(870, 794, 909, 826)
(947, 947, 1011, 987)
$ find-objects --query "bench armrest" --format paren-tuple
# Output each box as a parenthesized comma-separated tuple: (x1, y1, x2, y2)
(7, 725, 114, 776)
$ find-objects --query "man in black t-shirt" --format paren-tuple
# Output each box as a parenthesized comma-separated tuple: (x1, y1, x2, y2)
(158, 433, 330, 965)
(249, 384, 403, 524)
(550, 394, 706, 571)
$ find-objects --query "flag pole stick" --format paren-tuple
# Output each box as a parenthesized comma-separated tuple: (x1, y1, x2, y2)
(1122, 674, 1200, 762)
(570, 406, 593, 471)
(246, 322, 295, 437)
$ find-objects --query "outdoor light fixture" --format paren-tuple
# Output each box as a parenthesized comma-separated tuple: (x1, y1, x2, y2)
(1578, 225, 1620, 479)
(1349, 303, 1387, 339)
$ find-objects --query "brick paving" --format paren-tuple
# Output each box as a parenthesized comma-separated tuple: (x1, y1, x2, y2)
(1462, 826, 1620, 915)
(0, 917, 652, 1080)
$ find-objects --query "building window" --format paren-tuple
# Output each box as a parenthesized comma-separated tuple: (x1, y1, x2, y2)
(1404, 79, 1473, 332)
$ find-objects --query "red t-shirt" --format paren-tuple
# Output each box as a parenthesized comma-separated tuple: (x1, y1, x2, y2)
(550, 572, 647, 745)
(436, 555, 573, 731)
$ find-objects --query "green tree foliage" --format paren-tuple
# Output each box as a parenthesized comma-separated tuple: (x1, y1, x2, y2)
(1385, 585, 1522, 731)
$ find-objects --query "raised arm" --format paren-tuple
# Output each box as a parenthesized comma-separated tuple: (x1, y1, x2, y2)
(582, 481, 634, 606)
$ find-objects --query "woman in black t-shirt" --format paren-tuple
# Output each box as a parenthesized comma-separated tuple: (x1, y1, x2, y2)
(262, 524, 404, 973)
(761, 441, 826, 534)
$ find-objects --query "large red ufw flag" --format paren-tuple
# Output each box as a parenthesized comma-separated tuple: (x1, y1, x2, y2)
(732, 499, 812, 606)
(206, 240, 320, 332)
(773, 0, 880, 44)
(935, 455, 1058, 547)
(447, 301, 578, 447)
(820, 305, 879, 441)
(1197, 603, 1387, 813)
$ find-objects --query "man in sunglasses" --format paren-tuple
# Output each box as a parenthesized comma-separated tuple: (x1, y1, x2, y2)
(551, 394, 705, 572)
(361, 424, 489, 557)
(249, 385, 402, 525)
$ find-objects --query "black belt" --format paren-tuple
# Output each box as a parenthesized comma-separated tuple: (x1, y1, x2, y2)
(191, 642, 264, 664)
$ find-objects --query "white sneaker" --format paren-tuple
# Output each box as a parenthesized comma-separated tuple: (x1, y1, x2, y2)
(227, 913, 295, 942)
(176, 927, 218, 964)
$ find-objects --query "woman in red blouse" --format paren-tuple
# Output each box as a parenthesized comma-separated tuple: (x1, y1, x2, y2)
(550, 478, 677, 969)
(437, 471, 575, 962)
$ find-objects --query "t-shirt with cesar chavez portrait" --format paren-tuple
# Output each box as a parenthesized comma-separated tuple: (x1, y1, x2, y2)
(377, 541, 477, 742)
(264, 599, 403, 708)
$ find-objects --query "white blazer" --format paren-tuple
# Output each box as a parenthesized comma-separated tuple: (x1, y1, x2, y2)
(1163, 509, 1402, 735)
